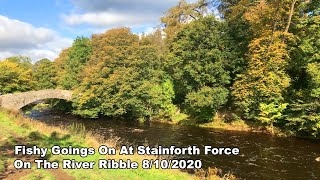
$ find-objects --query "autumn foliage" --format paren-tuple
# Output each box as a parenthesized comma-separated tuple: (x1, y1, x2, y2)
(1, 0, 319, 137)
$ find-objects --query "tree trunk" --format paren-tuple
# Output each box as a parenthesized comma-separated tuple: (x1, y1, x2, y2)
(285, 0, 297, 33)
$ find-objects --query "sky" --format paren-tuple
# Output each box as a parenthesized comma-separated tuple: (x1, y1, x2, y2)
(0, 0, 185, 62)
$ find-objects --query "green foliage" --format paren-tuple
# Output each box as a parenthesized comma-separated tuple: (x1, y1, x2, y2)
(56, 37, 92, 90)
(307, 63, 320, 98)
(258, 102, 288, 134)
(228, 0, 295, 118)
(185, 87, 229, 122)
(161, 0, 210, 44)
(232, 33, 291, 118)
(73, 28, 175, 119)
(285, 1, 320, 137)
(285, 57, 320, 138)
(286, 101, 320, 138)
(2, 0, 316, 138)
(167, 16, 242, 121)
(0, 59, 34, 94)
(33, 58, 57, 90)
(143, 79, 177, 120)
(6, 56, 33, 69)
(218, 0, 253, 56)
(288, 2, 320, 91)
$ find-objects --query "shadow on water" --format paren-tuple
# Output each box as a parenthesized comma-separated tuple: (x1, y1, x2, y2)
(25, 109, 320, 180)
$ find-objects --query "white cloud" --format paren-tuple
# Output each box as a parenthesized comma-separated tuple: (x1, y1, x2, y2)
(63, 12, 156, 27)
(63, 0, 179, 29)
(70, 0, 178, 14)
(0, 15, 72, 62)
(0, 15, 55, 49)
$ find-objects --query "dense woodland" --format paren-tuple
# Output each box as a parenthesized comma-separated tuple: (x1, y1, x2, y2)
(0, 0, 319, 138)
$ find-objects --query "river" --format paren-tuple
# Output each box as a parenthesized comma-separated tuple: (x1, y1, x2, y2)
(25, 109, 320, 180)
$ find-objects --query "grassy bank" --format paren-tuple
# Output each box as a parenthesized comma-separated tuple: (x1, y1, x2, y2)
(0, 110, 233, 180)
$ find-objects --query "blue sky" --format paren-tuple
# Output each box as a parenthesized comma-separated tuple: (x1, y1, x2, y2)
(0, 0, 182, 62)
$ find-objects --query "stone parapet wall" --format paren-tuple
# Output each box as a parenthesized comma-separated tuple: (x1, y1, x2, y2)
(0, 89, 72, 111)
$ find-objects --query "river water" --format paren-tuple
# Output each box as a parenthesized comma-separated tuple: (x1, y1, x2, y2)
(25, 110, 320, 180)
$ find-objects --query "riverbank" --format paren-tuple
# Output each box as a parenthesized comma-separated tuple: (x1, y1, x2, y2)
(30, 103, 287, 137)
(153, 112, 289, 137)
(0, 109, 235, 180)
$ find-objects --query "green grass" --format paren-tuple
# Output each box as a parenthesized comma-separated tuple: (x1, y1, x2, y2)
(0, 110, 197, 180)
(171, 113, 189, 124)
(20, 170, 56, 180)
(0, 155, 5, 175)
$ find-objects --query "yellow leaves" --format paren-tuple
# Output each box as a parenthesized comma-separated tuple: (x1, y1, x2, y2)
(76, 91, 94, 106)
(244, 0, 270, 35)
(0, 60, 34, 93)
(93, 28, 139, 49)
(248, 32, 291, 70)
(232, 30, 291, 114)
(231, 0, 297, 38)
(161, 0, 209, 43)
(0, 60, 18, 70)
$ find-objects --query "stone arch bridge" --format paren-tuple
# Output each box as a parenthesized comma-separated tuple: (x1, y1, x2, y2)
(0, 89, 73, 111)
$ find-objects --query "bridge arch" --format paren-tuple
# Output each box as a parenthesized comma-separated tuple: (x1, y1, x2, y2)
(0, 89, 73, 111)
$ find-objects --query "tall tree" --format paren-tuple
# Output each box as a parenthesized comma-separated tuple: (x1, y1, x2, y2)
(55, 37, 92, 90)
(33, 58, 57, 90)
(73, 28, 175, 119)
(231, 0, 295, 122)
(285, 0, 320, 137)
(161, 0, 213, 44)
(166, 16, 242, 121)
(232, 33, 291, 119)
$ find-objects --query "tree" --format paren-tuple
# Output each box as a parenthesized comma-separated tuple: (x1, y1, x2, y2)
(73, 28, 175, 119)
(285, 100, 320, 137)
(285, 0, 320, 137)
(0, 60, 34, 94)
(166, 16, 242, 121)
(140, 28, 166, 58)
(33, 58, 57, 90)
(232, 33, 291, 118)
(6, 56, 33, 70)
(185, 87, 229, 121)
(55, 37, 92, 90)
(218, 0, 254, 55)
(219, 0, 303, 55)
(231, 0, 298, 119)
(258, 102, 288, 135)
(161, 0, 213, 44)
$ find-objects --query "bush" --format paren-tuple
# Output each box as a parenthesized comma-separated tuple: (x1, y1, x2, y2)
(185, 87, 229, 122)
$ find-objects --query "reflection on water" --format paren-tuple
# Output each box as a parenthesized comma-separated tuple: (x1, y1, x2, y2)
(26, 110, 320, 180)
